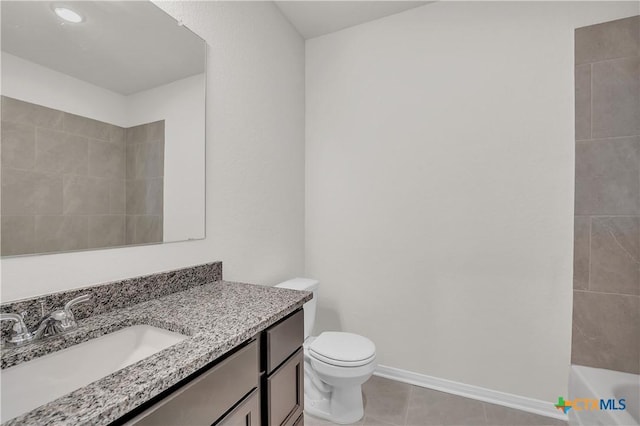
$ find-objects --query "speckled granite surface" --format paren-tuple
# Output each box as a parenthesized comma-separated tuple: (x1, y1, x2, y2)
(1, 280, 311, 426)
(1, 262, 222, 340)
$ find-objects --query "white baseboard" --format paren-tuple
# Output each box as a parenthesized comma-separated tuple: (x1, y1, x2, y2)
(374, 365, 568, 421)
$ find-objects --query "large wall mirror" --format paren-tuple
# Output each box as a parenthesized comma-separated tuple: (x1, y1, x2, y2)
(1, 1, 206, 256)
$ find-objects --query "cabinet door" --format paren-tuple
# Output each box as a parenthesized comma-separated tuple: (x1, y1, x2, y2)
(266, 348, 303, 426)
(216, 389, 260, 426)
(292, 414, 303, 426)
(124, 340, 259, 426)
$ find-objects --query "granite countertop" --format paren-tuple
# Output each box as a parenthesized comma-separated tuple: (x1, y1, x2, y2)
(1, 280, 312, 426)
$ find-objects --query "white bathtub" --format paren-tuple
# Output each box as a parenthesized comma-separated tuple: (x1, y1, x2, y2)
(569, 365, 639, 426)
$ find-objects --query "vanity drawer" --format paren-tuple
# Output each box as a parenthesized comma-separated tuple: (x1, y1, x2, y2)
(265, 310, 303, 373)
(216, 388, 260, 426)
(266, 347, 303, 426)
(125, 339, 259, 426)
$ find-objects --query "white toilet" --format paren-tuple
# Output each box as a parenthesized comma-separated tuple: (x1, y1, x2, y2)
(276, 278, 376, 424)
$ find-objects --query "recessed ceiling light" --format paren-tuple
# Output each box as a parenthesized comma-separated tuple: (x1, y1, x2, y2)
(53, 7, 83, 23)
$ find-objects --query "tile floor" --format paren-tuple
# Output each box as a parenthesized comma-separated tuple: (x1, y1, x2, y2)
(304, 376, 568, 426)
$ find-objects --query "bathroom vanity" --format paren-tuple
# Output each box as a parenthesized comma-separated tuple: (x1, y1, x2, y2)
(121, 310, 305, 426)
(0, 263, 311, 426)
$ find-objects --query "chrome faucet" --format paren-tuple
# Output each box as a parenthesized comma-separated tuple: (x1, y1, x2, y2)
(0, 313, 34, 346)
(1, 294, 91, 347)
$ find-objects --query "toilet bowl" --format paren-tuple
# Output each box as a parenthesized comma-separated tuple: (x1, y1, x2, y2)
(304, 332, 377, 424)
(275, 279, 377, 424)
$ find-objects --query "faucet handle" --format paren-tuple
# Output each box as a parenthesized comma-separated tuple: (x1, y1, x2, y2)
(60, 294, 91, 328)
(1, 312, 34, 346)
(64, 294, 91, 314)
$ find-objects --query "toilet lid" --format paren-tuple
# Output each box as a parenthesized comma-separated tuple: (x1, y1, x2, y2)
(308, 332, 376, 367)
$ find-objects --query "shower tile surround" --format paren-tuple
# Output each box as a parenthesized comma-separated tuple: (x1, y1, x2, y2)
(572, 16, 640, 374)
(125, 120, 165, 245)
(0, 262, 312, 425)
(0, 96, 164, 255)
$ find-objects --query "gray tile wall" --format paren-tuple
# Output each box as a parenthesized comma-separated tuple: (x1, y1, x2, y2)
(1, 97, 164, 255)
(572, 16, 640, 374)
(125, 121, 164, 244)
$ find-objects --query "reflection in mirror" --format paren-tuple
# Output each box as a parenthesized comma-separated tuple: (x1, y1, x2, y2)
(1, 1, 206, 257)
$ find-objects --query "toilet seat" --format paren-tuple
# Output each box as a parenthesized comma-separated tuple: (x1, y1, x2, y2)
(308, 332, 376, 367)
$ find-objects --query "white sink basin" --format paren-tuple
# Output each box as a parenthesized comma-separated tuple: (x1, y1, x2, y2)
(1, 325, 187, 422)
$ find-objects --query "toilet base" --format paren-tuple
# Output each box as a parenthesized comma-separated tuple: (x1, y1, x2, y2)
(304, 384, 365, 424)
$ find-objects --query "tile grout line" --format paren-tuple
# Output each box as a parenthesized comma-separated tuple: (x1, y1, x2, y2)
(589, 64, 593, 139)
(574, 288, 640, 297)
(481, 399, 489, 425)
(403, 385, 413, 426)
(575, 214, 640, 218)
(576, 135, 640, 143)
(587, 215, 592, 291)
(3, 164, 124, 179)
(577, 53, 640, 67)
(86, 120, 91, 250)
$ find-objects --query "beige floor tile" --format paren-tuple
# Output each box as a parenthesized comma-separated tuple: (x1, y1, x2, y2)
(304, 413, 337, 426)
(362, 376, 412, 425)
(406, 387, 486, 426)
(304, 413, 363, 426)
(303, 378, 568, 426)
(363, 415, 398, 426)
(483, 403, 567, 426)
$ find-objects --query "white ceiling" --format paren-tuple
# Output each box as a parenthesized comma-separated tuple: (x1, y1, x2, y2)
(275, 1, 429, 39)
(1, 1, 205, 95)
(2, 1, 428, 93)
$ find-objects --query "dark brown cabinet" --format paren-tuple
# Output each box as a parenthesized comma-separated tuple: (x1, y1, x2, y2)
(262, 310, 304, 426)
(124, 340, 259, 426)
(265, 310, 304, 374)
(116, 309, 304, 426)
(265, 348, 303, 426)
(217, 389, 261, 426)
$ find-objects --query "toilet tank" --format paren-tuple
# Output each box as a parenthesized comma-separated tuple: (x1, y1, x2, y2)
(275, 278, 319, 339)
